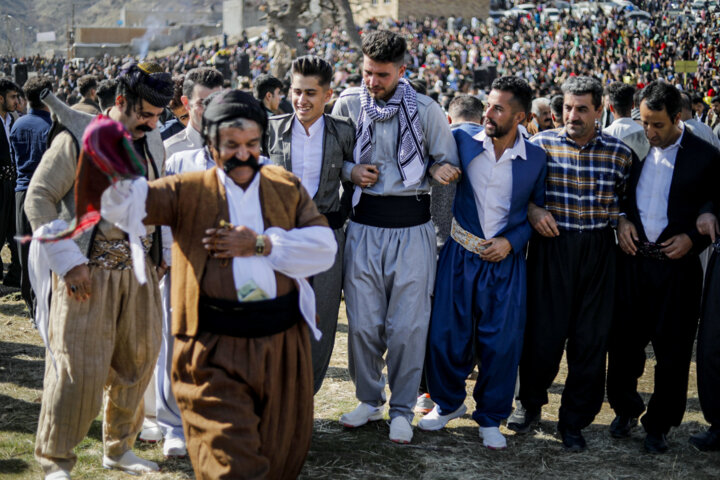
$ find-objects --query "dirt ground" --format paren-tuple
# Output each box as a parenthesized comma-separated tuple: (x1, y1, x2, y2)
(1, 249, 718, 479)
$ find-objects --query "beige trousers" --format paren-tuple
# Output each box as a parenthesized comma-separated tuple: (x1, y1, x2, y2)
(34, 264, 161, 475)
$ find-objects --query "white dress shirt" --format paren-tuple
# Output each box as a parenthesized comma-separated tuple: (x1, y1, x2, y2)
(216, 168, 337, 339)
(1, 112, 12, 144)
(291, 116, 324, 198)
(164, 124, 204, 158)
(636, 126, 684, 243)
(468, 128, 526, 239)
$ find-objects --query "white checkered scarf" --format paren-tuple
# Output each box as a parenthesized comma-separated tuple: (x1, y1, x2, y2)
(353, 78, 425, 197)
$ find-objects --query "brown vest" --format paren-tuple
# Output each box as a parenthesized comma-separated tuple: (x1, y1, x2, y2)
(146, 165, 328, 337)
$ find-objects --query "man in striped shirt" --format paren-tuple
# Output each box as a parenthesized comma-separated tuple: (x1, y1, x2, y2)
(508, 76, 632, 452)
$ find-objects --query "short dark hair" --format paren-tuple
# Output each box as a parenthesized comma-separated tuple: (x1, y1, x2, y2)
(491, 76, 533, 116)
(182, 67, 224, 99)
(96, 78, 118, 111)
(170, 74, 185, 109)
(291, 55, 333, 87)
(408, 78, 427, 95)
(639, 80, 682, 120)
(0, 78, 20, 98)
(77, 75, 98, 97)
(253, 74, 283, 103)
(361, 30, 407, 65)
(23, 76, 53, 109)
(712, 96, 720, 105)
(550, 94, 564, 118)
(680, 92, 693, 112)
(346, 73, 362, 85)
(561, 76, 603, 109)
(692, 94, 704, 105)
(447, 95, 484, 123)
(606, 82, 635, 117)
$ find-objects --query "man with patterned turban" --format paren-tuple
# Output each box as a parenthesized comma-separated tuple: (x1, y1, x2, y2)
(25, 61, 173, 479)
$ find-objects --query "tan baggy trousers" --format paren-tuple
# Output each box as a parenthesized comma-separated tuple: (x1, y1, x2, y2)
(35, 264, 161, 475)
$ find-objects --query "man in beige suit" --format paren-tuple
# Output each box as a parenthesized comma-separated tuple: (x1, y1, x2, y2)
(26, 61, 173, 480)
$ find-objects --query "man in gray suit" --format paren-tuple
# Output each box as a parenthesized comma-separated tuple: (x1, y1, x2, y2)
(267, 55, 355, 394)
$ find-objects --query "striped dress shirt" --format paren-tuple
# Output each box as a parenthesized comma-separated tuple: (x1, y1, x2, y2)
(531, 128, 632, 231)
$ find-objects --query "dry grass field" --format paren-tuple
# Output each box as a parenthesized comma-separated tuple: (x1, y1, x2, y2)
(1, 247, 718, 479)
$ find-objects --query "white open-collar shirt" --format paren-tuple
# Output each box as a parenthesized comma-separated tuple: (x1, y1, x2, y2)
(291, 115, 324, 198)
(468, 128, 527, 239)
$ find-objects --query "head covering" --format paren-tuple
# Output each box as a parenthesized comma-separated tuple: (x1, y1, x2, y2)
(201, 89, 268, 154)
(117, 61, 174, 108)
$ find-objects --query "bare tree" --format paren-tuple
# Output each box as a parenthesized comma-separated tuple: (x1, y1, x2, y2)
(333, 0, 362, 50)
(264, 0, 310, 77)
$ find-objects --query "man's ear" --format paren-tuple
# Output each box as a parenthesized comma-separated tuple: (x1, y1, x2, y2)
(115, 94, 125, 108)
(181, 95, 190, 109)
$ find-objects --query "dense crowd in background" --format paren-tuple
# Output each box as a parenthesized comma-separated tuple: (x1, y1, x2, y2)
(1, 0, 720, 107)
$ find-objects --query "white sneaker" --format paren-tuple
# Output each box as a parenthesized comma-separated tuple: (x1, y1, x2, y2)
(163, 436, 188, 458)
(45, 471, 71, 480)
(389, 416, 413, 444)
(418, 404, 468, 431)
(415, 393, 435, 414)
(479, 426, 507, 450)
(339, 402, 385, 428)
(138, 417, 163, 443)
(102, 450, 159, 475)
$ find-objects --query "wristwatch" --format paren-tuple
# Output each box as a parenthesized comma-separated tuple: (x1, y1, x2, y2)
(255, 234, 265, 256)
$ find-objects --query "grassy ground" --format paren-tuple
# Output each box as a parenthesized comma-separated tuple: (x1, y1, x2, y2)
(1, 248, 717, 479)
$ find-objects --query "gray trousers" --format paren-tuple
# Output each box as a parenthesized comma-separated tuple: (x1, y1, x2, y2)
(344, 220, 436, 422)
(311, 227, 345, 393)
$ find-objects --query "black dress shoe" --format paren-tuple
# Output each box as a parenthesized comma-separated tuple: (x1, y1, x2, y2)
(609, 415, 638, 438)
(689, 429, 720, 452)
(507, 406, 541, 434)
(558, 426, 587, 452)
(644, 432, 668, 453)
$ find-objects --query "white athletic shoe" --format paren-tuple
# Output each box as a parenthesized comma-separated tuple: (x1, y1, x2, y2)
(163, 436, 188, 458)
(102, 450, 159, 475)
(45, 471, 71, 480)
(138, 417, 163, 443)
(389, 416, 413, 444)
(415, 393, 435, 414)
(479, 426, 507, 450)
(418, 404, 468, 431)
(339, 403, 385, 428)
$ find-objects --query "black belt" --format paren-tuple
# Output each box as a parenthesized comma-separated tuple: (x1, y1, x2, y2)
(198, 291, 300, 338)
(635, 241, 668, 260)
(322, 210, 346, 230)
(351, 193, 431, 228)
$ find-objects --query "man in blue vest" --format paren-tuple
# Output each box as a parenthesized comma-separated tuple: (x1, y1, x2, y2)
(419, 76, 546, 450)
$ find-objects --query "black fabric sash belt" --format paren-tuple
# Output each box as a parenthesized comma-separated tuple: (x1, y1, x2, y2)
(198, 290, 300, 338)
(321, 210, 345, 230)
(351, 193, 431, 228)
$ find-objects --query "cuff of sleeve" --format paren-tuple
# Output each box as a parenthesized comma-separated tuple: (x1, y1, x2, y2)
(342, 162, 355, 183)
(46, 239, 89, 277)
(264, 227, 286, 267)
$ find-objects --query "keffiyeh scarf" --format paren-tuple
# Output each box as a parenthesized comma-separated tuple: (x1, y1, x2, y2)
(352, 78, 425, 206)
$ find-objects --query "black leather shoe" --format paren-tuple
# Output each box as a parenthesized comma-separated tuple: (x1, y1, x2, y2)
(609, 415, 638, 438)
(644, 432, 668, 453)
(507, 406, 541, 434)
(689, 429, 720, 452)
(558, 426, 587, 452)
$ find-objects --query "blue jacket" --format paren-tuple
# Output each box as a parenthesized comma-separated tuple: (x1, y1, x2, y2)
(10, 108, 52, 192)
(451, 123, 547, 253)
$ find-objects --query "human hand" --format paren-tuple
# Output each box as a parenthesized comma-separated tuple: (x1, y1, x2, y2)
(528, 204, 559, 237)
(202, 226, 271, 258)
(479, 237, 512, 262)
(64, 264, 91, 302)
(697, 212, 719, 243)
(617, 216, 638, 255)
(351, 164, 379, 188)
(429, 163, 461, 185)
(660, 234, 692, 260)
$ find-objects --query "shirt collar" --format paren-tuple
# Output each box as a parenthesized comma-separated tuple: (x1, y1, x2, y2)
(293, 115, 325, 138)
(654, 123, 684, 153)
(473, 126, 528, 161)
(557, 126, 605, 147)
(28, 108, 51, 119)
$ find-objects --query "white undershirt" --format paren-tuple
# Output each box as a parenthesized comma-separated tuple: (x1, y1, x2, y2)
(291, 115, 324, 198)
(636, 126, 683, 243)
(467, 128, 526, 239)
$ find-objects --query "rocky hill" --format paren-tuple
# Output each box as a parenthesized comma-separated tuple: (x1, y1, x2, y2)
(1, 0, 222, 56)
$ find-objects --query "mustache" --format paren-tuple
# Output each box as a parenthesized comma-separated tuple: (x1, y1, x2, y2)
(223, 153, 261, 174)
(137, 124, 153, 132)
(485, 118, 497, 128)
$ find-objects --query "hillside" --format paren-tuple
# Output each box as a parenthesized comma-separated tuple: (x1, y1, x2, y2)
(1, 0, 222, 56)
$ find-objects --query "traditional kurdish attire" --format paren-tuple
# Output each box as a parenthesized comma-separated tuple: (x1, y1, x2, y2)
(607, 127, 719, 436)
(332, 80, 459, 423)
(26, 96, 166, 477)
(425, 124, 546, 427)
(268, 113, 355, 393)
(115, 164, 336, 479)
(518, 128, 632, 431)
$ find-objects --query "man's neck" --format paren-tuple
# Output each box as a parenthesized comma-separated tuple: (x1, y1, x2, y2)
(491, 127, 519, 161)
(189, 120, 201, 133)
(659, 126, 682, 149)
(570, 129, 597, 147)
(297, 114, 323, 136)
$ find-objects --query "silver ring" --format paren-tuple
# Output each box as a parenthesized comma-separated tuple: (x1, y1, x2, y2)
(70, 285, 77, 293)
